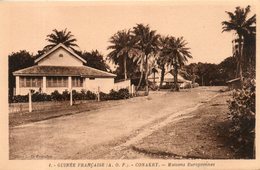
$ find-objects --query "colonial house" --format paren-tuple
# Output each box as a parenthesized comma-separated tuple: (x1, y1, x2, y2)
(148, 69, 191, 86)
(13, 43, 116, 95)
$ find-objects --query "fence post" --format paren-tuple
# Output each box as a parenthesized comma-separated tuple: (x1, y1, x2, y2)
(70, 88, 73, 106)
(131, 84, 135, 97)
(29, 89, 32, 112)
(97, 86, 100, 102)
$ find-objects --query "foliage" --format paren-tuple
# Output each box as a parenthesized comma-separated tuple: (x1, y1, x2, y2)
(227, 78, 255, 158)
(222, 5, 256, 80)
(44, 28, 79, 51)
(132, 24, 160, 91)
(100, 88, 130, 101)
(8, 50, 35, 97)
(107, 29, 138, 80)
(161, 36, 192, 91)
(81, 50, 111, 72)
(10, 88, 129, 103)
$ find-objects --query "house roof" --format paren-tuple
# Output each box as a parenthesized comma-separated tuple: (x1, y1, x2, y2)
(164, 72, 191, 83)
(34, 43, 86, 64)
(226, 78, 241, 83)
(13, 65, 116, 78)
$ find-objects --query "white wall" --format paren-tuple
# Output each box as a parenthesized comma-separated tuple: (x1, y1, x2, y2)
(113, 80, 131, 91)
(85, 78, 114, 93)
(16, 77, 115, 95)
(38, 48, 83, 66)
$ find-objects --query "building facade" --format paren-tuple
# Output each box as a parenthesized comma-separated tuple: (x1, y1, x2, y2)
(13, 43, 116, 95)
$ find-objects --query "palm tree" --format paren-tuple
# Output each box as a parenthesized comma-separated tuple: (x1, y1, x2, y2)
(162, 36, 192, 91)
(45, 28, 79, 51)
(222, 5, 256, 81)
(132, 24, 160, 92)
(107, 29, 137, 80)
(157, 36, 170, 88)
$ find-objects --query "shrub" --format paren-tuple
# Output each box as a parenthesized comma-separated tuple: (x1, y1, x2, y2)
(85, 90, 96, 100)
(51, 90, 63, 101)
(227, 78, 255, 158)
(32, 92, 51, 102)
(12, 95, 29, 103)
(118, 88, 130, 99)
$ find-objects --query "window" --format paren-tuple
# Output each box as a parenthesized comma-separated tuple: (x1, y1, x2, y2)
(72, 77, 83, 87)
(47, 77, 68, 87)
(59, 54, 63, 57)
(20, 76, 42, 87)
(89, 77, 95, 80)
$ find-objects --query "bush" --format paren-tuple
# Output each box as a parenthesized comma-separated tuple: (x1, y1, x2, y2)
(227, 78, 255, 158)
(118, 88, 130, 99)
(51, 90, 63, 101)
(99, 88, 130, 101)
(10, 88, 129, 103)
(32, 92, 51, 102)
(12, 95, 29, 103)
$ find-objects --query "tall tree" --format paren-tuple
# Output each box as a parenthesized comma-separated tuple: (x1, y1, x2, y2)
(107, 30, 137, 80)
(162, 36, 192, 91)
(132, 24, 160, 92)
(157, 36, 170, 88)
(222, 5, 256, 81)
(44, 28, 79, 51)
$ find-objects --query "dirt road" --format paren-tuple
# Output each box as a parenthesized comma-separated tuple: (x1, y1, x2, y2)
(9, 86, 224, 159)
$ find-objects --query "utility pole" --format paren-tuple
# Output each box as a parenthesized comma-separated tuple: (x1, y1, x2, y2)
(29, 89, 32, 112)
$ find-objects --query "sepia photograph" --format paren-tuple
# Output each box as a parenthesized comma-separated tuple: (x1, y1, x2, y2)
(0, 0, 259, 169)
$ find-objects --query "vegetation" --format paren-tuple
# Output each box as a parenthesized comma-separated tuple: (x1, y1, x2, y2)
(161, 36, 192, 91)
(44, 28, 79, 52)
(227, 77, 255, 158)
(80, 50, 110, 72)
(222, 5, 256, 81)
(222, 6, 256, 158)
(8, 51, 35, 99)
(107, 30, 137, 80)
(10, 88, 129, 103)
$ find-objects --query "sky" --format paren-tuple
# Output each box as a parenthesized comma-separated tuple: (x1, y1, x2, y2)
(0, 1, 256, 65)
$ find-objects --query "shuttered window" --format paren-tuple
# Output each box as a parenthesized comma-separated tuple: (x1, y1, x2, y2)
(20, 76, 42, 87)
(72, 77, 83, 87)
(46, 77, 68, 87)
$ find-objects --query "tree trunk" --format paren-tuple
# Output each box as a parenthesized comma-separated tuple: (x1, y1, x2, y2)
(137, 58, 144, 91)
(159, 66, 165, 89)
(145, 55, 149, 95)
(124, 55, 127, 80)
(173, 58, 179, 91)
(238, 35, 243, 84)
(153, 72, 155, 84)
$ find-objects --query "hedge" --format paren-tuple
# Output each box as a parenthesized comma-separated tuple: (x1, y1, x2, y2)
(10, 88, 129, 103)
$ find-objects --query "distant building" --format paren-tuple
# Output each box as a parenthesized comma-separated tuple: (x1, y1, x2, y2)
(226, 78, 241, 90)
(148, 69, 191, 86)
(13, 43, 116, 95)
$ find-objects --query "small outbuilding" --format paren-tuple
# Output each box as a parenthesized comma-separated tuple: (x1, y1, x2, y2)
(226, 78, 242, 90)
(13, 43, 116, 95)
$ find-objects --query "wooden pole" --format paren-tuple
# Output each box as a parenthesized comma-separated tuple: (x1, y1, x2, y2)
(70, 88, 73, 106)
(97, 86, 100, 102)
(131, 84, 134, 97)
(29, 89, 32, 112)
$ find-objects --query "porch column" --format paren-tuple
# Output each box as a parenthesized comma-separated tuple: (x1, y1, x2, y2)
(15, 76, 20, 95)
(68, 76, 72, 90)
(42, 76, 46, 93)
(84, 78, 88, 89)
